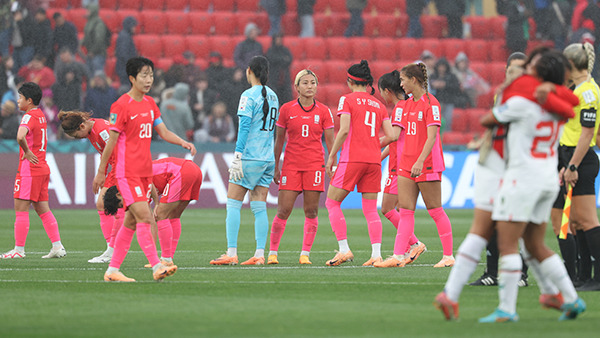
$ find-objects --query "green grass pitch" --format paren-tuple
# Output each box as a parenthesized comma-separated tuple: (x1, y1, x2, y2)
(0, 208, 597, 337)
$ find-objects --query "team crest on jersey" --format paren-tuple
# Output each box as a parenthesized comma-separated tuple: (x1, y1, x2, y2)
(314, 115, 320, 124)
(238, 96, 248, 112)
(21, 114, 31, 124)
(109, 113, 117, 124)
(432, 105, 440, 121)
(338, 96, 346, 112)
(394, 108, 403, 122)
(418, 111, 423, 121)
(281, 176, 287, 185)
(99, 130, 109, 141)
(134, 186, 142, 197)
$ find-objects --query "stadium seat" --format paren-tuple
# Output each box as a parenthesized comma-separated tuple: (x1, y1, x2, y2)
(303, 37, 327, 60)
(156, 57, 174, 71)
(313, 0, 329, 13)
(165, 0, 189, 11)
(106, 34, 118, 57)
(213, 12, 238, 35)
(286, 0, 297, 12)
(293, 59, 327, 84)
(238, 12, 269, 37)
(281, 13, 300, 36)
(185, 35, 211, 59)
(116, 10, 139, 29)
(283, 37, 305, 60)
(369, 0, 406, 14)
(313, 14, 331, 37)
(135, 35, 163, 59)
(189, 0, 210, 11)
(212, 0, 235, 11)
(50, 0, 69, 8)
(465, 39, 489, 62)
(161, 35, 187, 59)
(99, 10, 120, 34)
(105, 57, 116, 80)
(397, 38, 422, 61)
(464, 16, 490, 39)
(488, 62, 506, 86)
(370, 61, 396, 83)
(488, 41, 508, 62)
(450, 109, 468, 132)
(476, 91, 495, 109)
(470, 62, 487, 81)
(325, 60, 352, 84)
(442, 131, 470, 145)
(396, 14, 409, 37)
(373, 38, 398, 61)
(68, 8, 88, 32)
(490, 16, 507, 40)
(328, 0, 347, 13)
(363, 16, 379, 38)
(350, 38, 374, 61)
(209, 36, 243, 60)
(326, 37, 352, 61)
(141, 0, 165, 10)
(166, 12, 190, 34)
(421, 15, 446, 39)
(237, 0, 260, 12)
(70, 0, 82, 7)
(140, 11, 166, 35)
(442, 38, 466, 61)
(118, 0, 142, 10)
(99, 0, 118, 10)
(329, 13, 350, 36)
(256, 35, 272, 52)
(420, 38, 443, 59)
(467, 109, 488, 134)
(189, 12, 213, 35)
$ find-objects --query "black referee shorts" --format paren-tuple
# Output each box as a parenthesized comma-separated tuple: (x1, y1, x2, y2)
(553, 146, 599, 209)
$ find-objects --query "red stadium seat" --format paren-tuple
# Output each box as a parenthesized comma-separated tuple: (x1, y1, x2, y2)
(301, 59, 327, 81)
(209, 36, 243, 60)
(488, 41, 509, 62)
(467, 109, 488, 134)
(106, 33, 118, 57)
(212, 0, 235, 11)
(370, 61, 396, 83)
(284, 36, 305, 60)
(118, 0, 142, 10)
(135, 35, 163, 59)
(105, 57, 116, 80)
(281, 13, 300, 36)
(70, 0, 82, 8)
(420, 38, 443, 59)
(421, 15, 446, 39)
(442, 39, 466, 61)
(328, 0, 347, 13)
(166, 12, 190, 34)
(465, 39, 489, 62)
(50, 0, 69, 8)
(303, 37, 327, 60)
(161, 35, 187, 59)
(141, 0, 165, 10)
(350, 37, 374, 61)
(290, 61, 304, 83)
(488, 62, 506, 86)
(464, 16, 490, 39)
(213, 12, 238, 35)
(363, 16, 379, 38)
(165, 0, 189, 11)
(396, 14, 409, 37)
(442, 131, 471, 145)
(490, 16, 507, 40)
(476, 91, 495, 109)
(373, 38, 398, 61)
(156, 57, 174, 71)
(450, 109, 468, 132)
(286, 0, 297, 12)
(256, 35, 271, 52)
(68, 8, 88, 32)
(313, 14, 332, 37)
(313, 0, 328, 12)
(185, 35, 211, 59)
(325, 60, 352, 84)
(321, 84, 349, 110)
(397, 38, 423, 61)
(237, 0, 260, 12)
(189, 12, 213, 35)
(327, 37, 352, 61)
(470, 62, 487, 80)
(99, 0, 118, 10)
(189, 0, 210, 11)
(99, 10, 120, 34)
(369, 0, 406, 14)
(140, 11, 166, 35)
(329, 13, 350, 36)
(238, 12, 269, 37)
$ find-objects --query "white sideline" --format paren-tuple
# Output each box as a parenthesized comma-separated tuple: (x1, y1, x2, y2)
(0, 279, 444, 285)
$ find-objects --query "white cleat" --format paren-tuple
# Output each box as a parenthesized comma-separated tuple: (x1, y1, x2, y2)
(88, 248, 112, 263)
(1, 249, 26, 259)
(42, 246, 67, 259)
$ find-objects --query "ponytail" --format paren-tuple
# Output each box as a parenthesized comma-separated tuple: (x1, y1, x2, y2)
(347, 59, 375, 95)
(378, 70, 405, 99)
(417, 62, 431, 104)
(564, 42, 596, 75)
(248, 55, 271, 125)
(583, 42, 595, 76)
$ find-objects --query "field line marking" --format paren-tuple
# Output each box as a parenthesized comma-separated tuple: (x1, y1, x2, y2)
(0, 279, 444, 286)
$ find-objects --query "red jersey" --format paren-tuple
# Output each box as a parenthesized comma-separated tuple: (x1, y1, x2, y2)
(109, 94, 161, 178)
(87, 118, 116, 172)
(152, 157, 186, 194)
(18, 108, 50, 176)
(397, 93, 445, 173)
(337, 92, 388, 164)
(387, 100, 406, 174)
(276, 99, 334, 171)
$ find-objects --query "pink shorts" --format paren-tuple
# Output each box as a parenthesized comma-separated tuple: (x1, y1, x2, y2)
(383, 174, 397, 194)
(331, 162, 381, 193)
(117, 176, 153, 208)
(160, 162, 203, 203)
(398, 169, 442, 183)
(14, 174, 49, 202)
(279, 169, 325, 192)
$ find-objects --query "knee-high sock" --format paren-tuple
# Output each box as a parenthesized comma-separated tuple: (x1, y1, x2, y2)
(557, 233, 577, 281)
(521, 246, 559, 295)
(98, 210, 113, 243)
(445, 234, 487, 302)
(269, 215, 287, 252)
(498, 254, 522, 314)
(326, 198, 346, 241)
(40, 211, 60, 243)
(250, 201, 268, 250)
(157, 219, 173, 259)
(428, 207, 453, 256)
(486, 230, 499, 276)
(170, 218, 182, 256)
(585, 226, 600, 281)
(14, 211, 30, 247)
(109, 209, 125, 248)
(576, 230, 592, 281)
(539, 254, 578, 303)
(136, 223, 160, 267)
(393, 208, 414, 256)
(302, 217, 318, 252)
(108, 226, 135, 269)
(384, 209, 400, 229)
(226, 198, 243, 248)
(362, 198, 382, 245)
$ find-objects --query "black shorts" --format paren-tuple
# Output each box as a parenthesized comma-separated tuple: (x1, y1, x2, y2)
(553, 146, 599, 209)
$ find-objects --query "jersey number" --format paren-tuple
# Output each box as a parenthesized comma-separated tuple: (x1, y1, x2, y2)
(139, 123, 152, 138)
(39, 128, 46, 152)
(364, 111, 376, 137)
(302, 124, 309, 137)
(407, 122, 417, 135)
(531, 121, 562, 159)
(14, 179, 20, 193)
(314, 170, 322, 184)
(162, 183, 169, 197)
(261, 107, 278, 131)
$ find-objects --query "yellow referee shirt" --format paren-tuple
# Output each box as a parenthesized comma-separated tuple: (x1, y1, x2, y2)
(560, 78, 600, 147)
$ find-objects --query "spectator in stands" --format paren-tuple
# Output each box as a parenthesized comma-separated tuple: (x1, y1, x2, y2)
(182, 51, 203, 88)
(160, 82, 194, 141)
(18, 54, 55, 91)
(453, 52, 490, 108)
(148, 68, 166, 104)
(84, 71, 117, 120)
(497, 0, 532, 54)
(115, 16, 138, 86)
(265, 33, 293, 105)
(298, 0, 316, 38)
(52, 12, 78, 56)
(430, 57, 462, 131)
(81, 3, 109, 74)
(1, 75, 22, 106)
(206, 51, 231, 92)
(0, 0, 12, 57)
(532, 0, 552, 40)
(10, 3, 35, 73)
(221, 67, 249, 128)
(53, 47, 88, 110)
(0, 100, 19, 139)
(407, 0, 428, 38)
(344, 0, 367, 37)
(435, 0, 465, 38)
(190, 73, 219, 130)
(194, 101, 235, 143)
(0, 55, 12, 98)
(38, 88, 61, 141)
(164, 56, 187, 89)
(31, 8, 52, 63)
(261, 0, 286, 37)
(234, 23, 263, 70)
(420, 50, 437, 92)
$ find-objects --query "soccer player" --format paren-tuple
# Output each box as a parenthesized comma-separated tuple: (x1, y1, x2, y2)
(376, 70, 426, 267)
(551, 42, 600, 291)
(92, 57, 196, 282)
(267, 69, 334, 265)
(324, 60, 395, 267)
(1, 82, 66, 259)
(210, 56, 279, 266)
(377, 63, 453, 268)
(58, 111, 124, 263)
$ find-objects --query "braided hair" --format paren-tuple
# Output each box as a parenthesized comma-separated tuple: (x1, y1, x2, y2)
(564, 42, 595, 76)
(58, 110, 92, 136)
(347, 60, 375, 95)
(248, 55, 270, 123)
(401, 62, 431, 104)
(378, 70, 406, 100)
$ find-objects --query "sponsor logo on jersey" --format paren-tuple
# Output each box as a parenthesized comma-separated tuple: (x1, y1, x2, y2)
(135, 186, 142, 197)
(338, 96, 346, 112)
(418, 111, 423, 121)
(432, 105, 440, 121)
(290, 115, 298, 119)
(238, 96, 248, 112)
(21, 114, 31, 124)
(110, 113, 117, 124)
(99, 130, 109, 141)
(281, 176, 287, 184)
(314, 115, 320, 124)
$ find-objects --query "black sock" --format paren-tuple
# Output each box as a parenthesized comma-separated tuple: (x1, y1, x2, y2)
(557, 233, 577, 281)
(585, 226, 600, 282)
(486, 230, 499, 277)
(576, 230, 592, 281)
(521, 256, 528, 278)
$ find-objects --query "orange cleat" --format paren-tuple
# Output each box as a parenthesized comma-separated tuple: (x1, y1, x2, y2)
(299, 255, 312, 264)
(210, 254, 239, 265)
(362, 256, 383, 266)
(104, 270, 136, 282)
(144, 260, 174, 268)
(434, 292, 459, 320)
(373, 255, 406, 268)
(241, 256, 265, 265)
(326, 250, 354, 266)
(267, 255, 278, 264)
(539, 293, 564, 311)
(433, 255, 455, 268)
(405, 242, 427, 265)
(153, 264, 178, 281)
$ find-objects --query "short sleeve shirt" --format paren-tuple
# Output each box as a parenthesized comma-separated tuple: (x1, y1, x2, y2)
(88, 118, 116, 171)
(18, 108, 50, 176)
(389, 100, 407, 174)
(560, 79, 600, 147)
(152, 157, 186, 195)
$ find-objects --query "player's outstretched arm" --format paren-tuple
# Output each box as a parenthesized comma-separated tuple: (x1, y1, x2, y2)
(155, 123, 197, 156)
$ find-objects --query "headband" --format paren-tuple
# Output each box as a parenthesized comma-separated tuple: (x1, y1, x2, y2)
(347, 73, 367, 82)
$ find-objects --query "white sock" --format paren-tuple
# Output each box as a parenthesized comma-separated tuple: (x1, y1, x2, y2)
(105, 246, 114, 256)
(106, 267, 119, 274)
(52, 241, 62, 249)
(254, 249, 264, 258)
(15, 246, 25, 253)
(269, 251, 278, 256)
(227, 247, 237, 257)
(161, 257, 173, 263)
(445, 233, 487, 302)
(539, 254, 578, 303)
(300, 250, 310, 257)
(520, 245, 559, 296)
(371, 243, 381, 258)
(498, 254, 522, 314)
(338, 239, 350, 253)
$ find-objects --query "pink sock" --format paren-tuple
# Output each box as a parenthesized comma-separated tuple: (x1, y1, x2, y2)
(362, 198, 382, 244)
(109, 226, 135, 269)
(302, 217, 318, 252)
(98, 210, 113, 243)
(384, 209, 400, 229)
(14, 211, 30, 247)
(393, 208, 414, 256)
(136, 223, 161, 267)
(326, 198, 347, 241)
(170, 218, 182, 256)
(405, 234, 419, 252)
(428, 207, 453, 256)
(269, 216, 287, 252)
(157, 219, 173, 259)
(109, 209, 125, 248)
(40, 211, 60, 243)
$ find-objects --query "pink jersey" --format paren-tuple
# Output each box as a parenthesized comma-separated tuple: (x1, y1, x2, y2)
(109, 94, 161, 178)
(397, 93, 445, 173)
(18, 108, 50, 176)
(337, 92, 388, 164)
(276, 99, 334, 171)
(388, 100, 407, 174)
(152, 157, 186, 194)
(87, 118, 116, 172)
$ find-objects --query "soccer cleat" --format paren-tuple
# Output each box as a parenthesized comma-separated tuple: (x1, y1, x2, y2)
(539, 293, 564, 311)
(434, 292, 459, 320)
(518, 273, 528, 287)
(153, 264, 178, 281)
(1, 249, 25, 259)
(405, 242, 427, 265)
(478, 308, 519, 323)
(373, 255, 406, 268)
(433, 255, 455, 268)
(559, 298, 586, 321)
(470, 272, 498, 286)
(144, 260, 174, 268)
(42, 246, 67, 259)
(209, 254, 239, 265)
(299, 255, 312, 264)
(241, 256, 265, 265)
(325, 250, 354, 266)
(104, 270, 136, 282)
(362, 256, 383, 266)
(88, 251, 112, 263)
(267, 255, 279, 264)
(575, 280, 600, 291)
